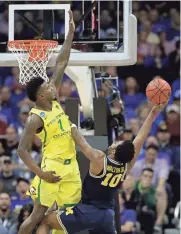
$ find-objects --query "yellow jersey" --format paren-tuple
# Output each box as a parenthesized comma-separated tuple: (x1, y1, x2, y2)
(30, 100, 76, 160)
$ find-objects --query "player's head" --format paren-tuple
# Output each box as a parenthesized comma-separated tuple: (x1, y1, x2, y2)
(26, 77, 56, 103)
(108, 140, 135, 164)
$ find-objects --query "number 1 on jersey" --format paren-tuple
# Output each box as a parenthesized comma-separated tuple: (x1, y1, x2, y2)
(58, 120, 64, 131)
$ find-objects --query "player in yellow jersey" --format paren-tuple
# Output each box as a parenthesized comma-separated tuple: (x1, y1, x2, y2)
(17, 10, 81, 234)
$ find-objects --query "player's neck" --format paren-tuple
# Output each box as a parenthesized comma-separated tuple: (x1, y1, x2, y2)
(108, 154, 114, 160)
(36, 100, 53, 111)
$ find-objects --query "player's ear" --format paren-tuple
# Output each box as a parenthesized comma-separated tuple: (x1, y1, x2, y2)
(112, 149, 116, 155)
(37, 93, 44, 101)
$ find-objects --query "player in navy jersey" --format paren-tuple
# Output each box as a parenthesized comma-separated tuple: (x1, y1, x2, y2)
(36, 104, 166, 234)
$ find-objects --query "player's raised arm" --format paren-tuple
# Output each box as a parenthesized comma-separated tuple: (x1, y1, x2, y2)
(50, 10, 75, 89)
(17, 115, 61, 183)
(128, 104, 167, 171)
(71, 125, 104, 161)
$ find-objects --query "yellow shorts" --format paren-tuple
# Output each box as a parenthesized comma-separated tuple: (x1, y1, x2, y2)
(27, 157, 82, 208)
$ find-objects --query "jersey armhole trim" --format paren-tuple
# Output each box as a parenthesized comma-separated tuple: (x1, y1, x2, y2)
(89, 156, 107, 178)
(29, 113, 44, 135)
(108, 157, 121, 165)
(121, 163, 128, 182)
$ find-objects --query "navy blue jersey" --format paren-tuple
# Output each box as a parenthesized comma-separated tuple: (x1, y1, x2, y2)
(82, 156, 128, 209)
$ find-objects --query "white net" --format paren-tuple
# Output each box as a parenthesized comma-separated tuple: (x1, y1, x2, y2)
(8, 40, 58, 85)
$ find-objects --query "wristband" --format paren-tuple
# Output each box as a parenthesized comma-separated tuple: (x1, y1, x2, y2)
(71, 124, 77, 128)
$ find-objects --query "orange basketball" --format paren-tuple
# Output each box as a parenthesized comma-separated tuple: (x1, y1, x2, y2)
(146, 78, 171, 105)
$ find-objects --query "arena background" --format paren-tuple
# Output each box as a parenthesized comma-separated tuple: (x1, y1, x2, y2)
(0, 1, 180, 234)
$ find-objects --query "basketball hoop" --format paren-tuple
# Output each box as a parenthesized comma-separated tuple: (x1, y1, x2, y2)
(8, 40, 58, 85)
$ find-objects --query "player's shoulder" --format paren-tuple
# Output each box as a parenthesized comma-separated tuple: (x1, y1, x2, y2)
(95, 149, 105, 158)
(26, 114, 43, 129)
(27, 113, 41, 122)
(91, 149, 105, 163)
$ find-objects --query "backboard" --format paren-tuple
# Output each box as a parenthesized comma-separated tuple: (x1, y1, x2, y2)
(0, 0, 137, 67)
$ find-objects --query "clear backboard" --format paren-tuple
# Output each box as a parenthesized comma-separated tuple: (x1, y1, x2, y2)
(0, 1, 137, 118)
(0, 0, 137, 67)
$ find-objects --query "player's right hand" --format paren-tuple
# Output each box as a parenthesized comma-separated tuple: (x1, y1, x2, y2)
(151, 102, 168, 114)
(69, 10, 75, 33)
(40, 171, 61, 183)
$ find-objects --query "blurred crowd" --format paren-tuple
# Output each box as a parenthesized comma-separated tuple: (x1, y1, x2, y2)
(0, 1, 180, 234)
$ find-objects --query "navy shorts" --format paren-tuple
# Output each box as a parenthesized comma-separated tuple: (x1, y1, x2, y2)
(56, 203, 116, 234)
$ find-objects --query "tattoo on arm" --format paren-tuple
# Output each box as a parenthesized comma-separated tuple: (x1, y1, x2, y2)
(71, 126, 104, 161)
(51, 10, 75, 88)
(51, 32, 74, 87)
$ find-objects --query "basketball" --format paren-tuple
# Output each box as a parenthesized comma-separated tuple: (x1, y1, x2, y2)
(146, 79, 171, 105)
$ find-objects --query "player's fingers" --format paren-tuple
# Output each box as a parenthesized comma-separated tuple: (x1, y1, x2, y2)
(159, 102, 167, 109)
(69, 10, 73, 20)
(51, 171, 56, 175)
(52, 176, 61, 183)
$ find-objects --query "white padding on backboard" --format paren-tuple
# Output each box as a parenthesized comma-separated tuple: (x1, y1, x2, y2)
(128, 14, 137, 64)
(65, 66, 94, 118)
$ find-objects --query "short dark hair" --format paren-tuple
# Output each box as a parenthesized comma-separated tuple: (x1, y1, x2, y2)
(26, 77, 44, 102)
(146, 144, 159, 152)
(141, 168, 154, 175)
(115, 140, 135, 164)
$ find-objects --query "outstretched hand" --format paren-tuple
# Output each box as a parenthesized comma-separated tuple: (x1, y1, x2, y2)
(151, 102, 168, 114)
(69, 10, 75, 33)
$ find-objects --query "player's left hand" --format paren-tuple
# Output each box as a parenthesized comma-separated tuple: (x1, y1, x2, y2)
(69, 10, 75, 33)
(40, 171, 61, 183)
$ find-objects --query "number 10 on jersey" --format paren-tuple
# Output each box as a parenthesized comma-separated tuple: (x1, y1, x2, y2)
(101, 173, 122, 188)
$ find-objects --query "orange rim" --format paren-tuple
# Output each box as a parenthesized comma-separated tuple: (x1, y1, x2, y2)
(8, 40, 58, 50)
(8, 40, 58, 61)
